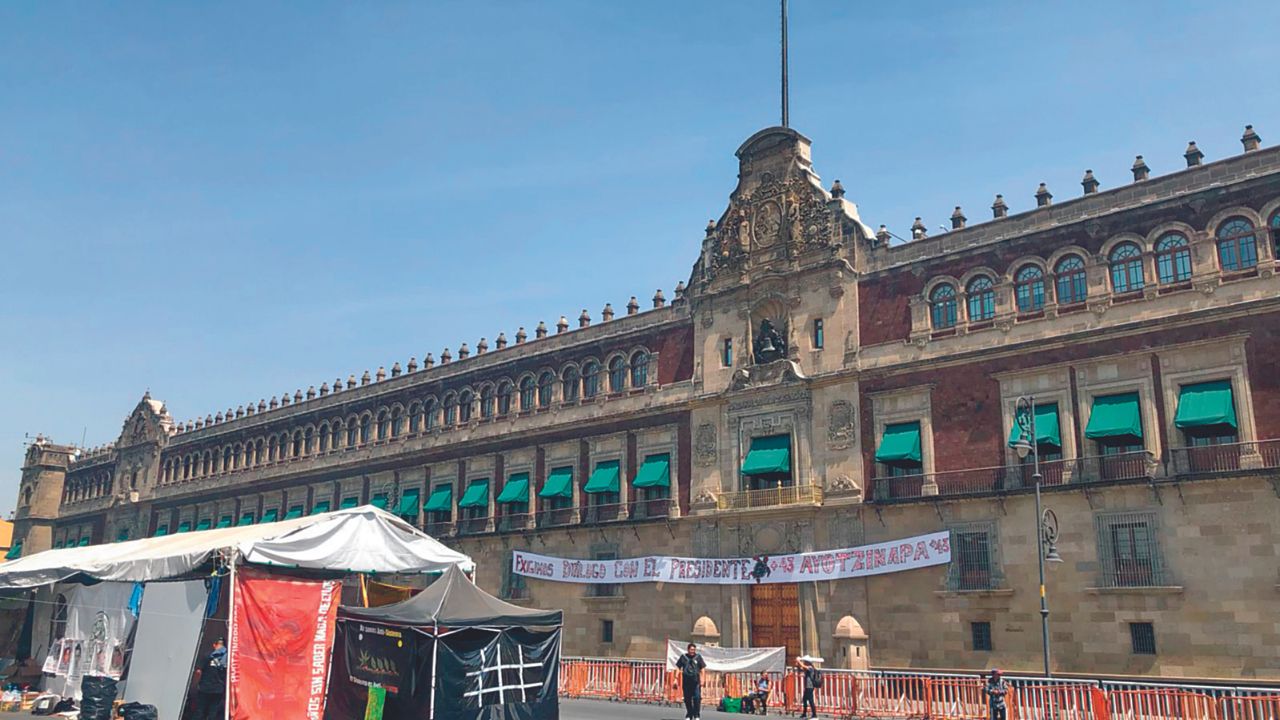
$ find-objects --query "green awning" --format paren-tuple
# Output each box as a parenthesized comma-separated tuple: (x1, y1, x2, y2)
(261, 508, 279, 523)
(310, 501, 330, 515)
(396, 489, 421, 516)
(215, 516, 233, 529)
(458, 480, 489, 509)
(1174, 380, 1237, 431)
(1085, 392, 1144, 442)
(876, 422, 922, 465)
(237, 512, 255, 527)
(424, 485, 453, 513)
(539, 467, 574, 499)
(5, 542, 22, 560)
(742, 434, 791, 476)
(154, 525, 169, 537)
(177, 521, 192, 533)
(1007, 403, 1063, 450)
(283, 505, 304, 520)
(115, 529, 129, 543)
(340, 497, 359, 510)
(78, 537, 90, 547)
(497, 473, 530, 504)
(54, 541, 63, 549)
(633, 454, 671, 489)
(195, 519, 212, 531)
(371, 494, 389, 511)
(584, 461, 621, 494)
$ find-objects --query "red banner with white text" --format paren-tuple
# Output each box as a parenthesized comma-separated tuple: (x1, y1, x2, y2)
(229, 567, 341, 720)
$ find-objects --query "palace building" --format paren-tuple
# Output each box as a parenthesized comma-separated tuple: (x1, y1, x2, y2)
(13, 125, 1280, 679)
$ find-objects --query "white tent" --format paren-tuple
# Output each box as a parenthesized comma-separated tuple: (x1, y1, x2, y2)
(0, 506, 474, 588)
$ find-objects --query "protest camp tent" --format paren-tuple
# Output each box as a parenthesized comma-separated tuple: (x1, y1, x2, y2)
(327, 564, 562, 720)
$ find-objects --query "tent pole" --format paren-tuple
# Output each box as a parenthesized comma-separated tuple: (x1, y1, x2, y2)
(225, 554, 236, 720)
(429, 623, 438, 720)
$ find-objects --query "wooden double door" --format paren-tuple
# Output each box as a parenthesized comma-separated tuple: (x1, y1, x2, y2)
(750, 583, 801, 663)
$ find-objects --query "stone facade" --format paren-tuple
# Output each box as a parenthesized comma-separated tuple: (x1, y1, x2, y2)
(13, 125, 1280, 679)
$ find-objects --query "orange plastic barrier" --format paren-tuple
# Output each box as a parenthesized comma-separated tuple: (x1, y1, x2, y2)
(1221, 694, 1280, 720)
(1109, 690, 1219, 720)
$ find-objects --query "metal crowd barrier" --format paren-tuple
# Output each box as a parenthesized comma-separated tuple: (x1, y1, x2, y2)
(559, 658, 1280, 720)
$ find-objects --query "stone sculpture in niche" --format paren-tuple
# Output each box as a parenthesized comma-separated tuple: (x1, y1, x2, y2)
(753, 319, 786, 364)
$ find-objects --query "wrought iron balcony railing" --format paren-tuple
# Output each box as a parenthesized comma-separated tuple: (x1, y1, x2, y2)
(715, 483, 822, 511)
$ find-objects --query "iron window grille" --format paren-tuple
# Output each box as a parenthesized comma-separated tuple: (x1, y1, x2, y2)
(971, 622, 993, 652)
(1130, 622, 1156, 655)
(947, 522, 1004, 591)
(1095, 511, 1168, 587)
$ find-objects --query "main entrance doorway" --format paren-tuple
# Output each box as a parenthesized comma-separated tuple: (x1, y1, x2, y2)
(750, 583, 801, 663)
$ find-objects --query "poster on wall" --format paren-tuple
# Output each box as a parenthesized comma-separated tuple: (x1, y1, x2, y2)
(512, 531, 952, 585)
(229, 568, 341, 720)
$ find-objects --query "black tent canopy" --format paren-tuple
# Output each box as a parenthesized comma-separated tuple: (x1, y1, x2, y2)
(343, 564, 562, 628)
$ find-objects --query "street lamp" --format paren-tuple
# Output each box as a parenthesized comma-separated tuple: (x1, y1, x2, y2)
(1013, 395, 1063, 678)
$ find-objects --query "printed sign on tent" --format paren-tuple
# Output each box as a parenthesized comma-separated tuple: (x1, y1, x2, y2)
(345, 622, 412, 694)
(228, 567, 341, 720)
(512, 530, 952, 585)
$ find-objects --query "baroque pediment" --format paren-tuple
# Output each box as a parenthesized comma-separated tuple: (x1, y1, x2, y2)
(118, 393, 172, 447)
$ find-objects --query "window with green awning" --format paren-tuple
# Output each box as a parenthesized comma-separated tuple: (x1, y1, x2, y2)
(1007, 403, 1063, 450)
(78, 537, 90, 547)
(177, 521, 192, 533)
(213, 516, 231, 529)
(154, 525, 169, 537)
(396, 489, 421, 518)
(741, 435, 791, 476)
(371, 494, 389, 511)
(584, 461, 621, 494)
(195, 518, 212, 531)
(237, 512, 255, 527)
(283, 505, 304, 520)
(115, 529, 129, 543)
(633, 454, 671, 489)
(261, 508, 279, 523)
(458, 480, 489, 508)
(54, 541, 63, 549)
(876, 422, 923, 467)
(497, 473, 530, 504)
(1085, 392, 1144, 443)
(5, 541, 22, 560)
(340, 497, 359, 510)
(424, 485, 453, 513)
(310, 501, 330, 515)
(1174, 380, 1237, 432)
(539, 467, 574, 499)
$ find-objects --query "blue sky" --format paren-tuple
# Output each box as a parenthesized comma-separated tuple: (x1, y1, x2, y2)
(1, 1, 1277, 511)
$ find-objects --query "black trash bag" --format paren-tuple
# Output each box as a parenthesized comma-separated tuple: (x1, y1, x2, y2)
(78, 675, 118, 720)
(50, 697, 77, 714)
(118, 702, 159, 720)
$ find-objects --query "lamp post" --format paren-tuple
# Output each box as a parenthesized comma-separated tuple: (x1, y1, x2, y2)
(1011, 395, 1063, 678)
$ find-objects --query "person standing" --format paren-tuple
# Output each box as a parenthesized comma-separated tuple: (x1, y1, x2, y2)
(985, 669, 1010, 720)
(192, 638, 227, 720)
(675, 642, 706, 720)
(798, 657, 820, 719)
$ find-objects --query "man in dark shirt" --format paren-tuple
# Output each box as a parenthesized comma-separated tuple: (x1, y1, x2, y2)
(798, 657, 819, 719)
(985, 669, 1010, 720)
(675, 643, 706, 720)
(192, 638, 228, 720)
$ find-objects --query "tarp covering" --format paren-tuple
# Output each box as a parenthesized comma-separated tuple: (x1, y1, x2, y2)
(123, 580, 208, 720)
(1007, 402, 1063, 450)
(1085, 392, 1144, 441)
(0, 506, 473, 588)
(741, 434, 791, 475)
(1174, 380, 1238, 430)
(665, 639, 785, 673)
(343, 565, 561, 628)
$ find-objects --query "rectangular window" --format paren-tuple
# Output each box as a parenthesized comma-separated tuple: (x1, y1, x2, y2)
(812, 319, 824, 349)
(589, 550, 620, 598)
(722, 338, 733, 368)
(1130, 622, 1156, 655)
(948, 523, 1000, 591)
(601, 620, 614, 644)
(971, 622, 992, 652)
(1096, 512, 1165, 588)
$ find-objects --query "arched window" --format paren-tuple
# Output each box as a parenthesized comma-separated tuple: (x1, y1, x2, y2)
(346, 418, 359, 447)
(391, 407, 403, 437)
(1154, 233, 1192, 284)
(375, 410, 389, 440)
(519, 377, 535, 411)
(318, 425, 330, 453)
(965, 276, 995, 321)
(1216, 217, 1258, 271)
(458, 390, 473, 423)
(423, 399, 437, 430)
(444, 395, 458, 425)
(561, 367, 580, 403)
(537, 372, 554, 408)
(497, 381, 513, 415)
(582, 361, 601, 399)
(1270, 210, 1280, 258)
(929, 284, 958, 329)
(480, 387, 495, 419)
(1109, 242, 1145, 293)
(408, 403, 422, 433)
(608, 357, 627, 392)
(202, 452, 212, 475)
(1014, 265, 1045, 313)
(303, 428, 314, 454)
(359, 415, 372, 444)
(1054, 255, 1087, 304)
(222, 447, 233, 471)
(183, 456, 191, 479)
(630, 350, 649, 388)
(287, 432, 298, 458)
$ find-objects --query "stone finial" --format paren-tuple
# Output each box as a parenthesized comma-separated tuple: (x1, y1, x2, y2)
(674, 280, 686, 301)
(516, 327, 528, 344)
(1081, 169, 1100, 194)
(407, 357, 418, 373)
(578, 309, 590, 328)
(910, 217, 927, 240)
(602, 303, 614, 322)
(319, 383, 330, 397)
(293, 390, 303, 403)
(236, 406, 245, 418)
(553, 316, 567, 334)
(258, 399, 267, 412)
(347, 374, 357, 389)
(280, 393, 291, 406)
(458, 343, 470, 359)
(535, 321, 548, 339)
(875, 225, 891, 246)
(1035, 183, 1053, 207)
(627, 296, 640, 315)
(306, 385, 317, 399)
(441, 348, 452, 364)
(215, 411, 224, 424)
(1242, 125, 1261, 152)
(226, 408, 234, 421)
(992, 194, 1009, 219)
(830, 179, 845, 198)
(1184, 141, 1203, 167)
(705, 220, 717, 237)
(1132, 155, 1150, 182)
(496, 333, 508, 349)
(195, 418, 204, 429)
(424, 353, 435, 368)
(205, 414, 213, 426)
(390, 363, 401, 377)
(476, 338, 488, 354)
(950, 206, 966, 230)
(269, 397, 279, 409)
(653, 289, 666, 308)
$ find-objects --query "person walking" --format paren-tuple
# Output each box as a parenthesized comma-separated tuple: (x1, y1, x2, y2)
(985, 669, 1010, 720)
(675, 642, 706, 720)
(192, 638, 228, 720)
(798, 657, 820, 719)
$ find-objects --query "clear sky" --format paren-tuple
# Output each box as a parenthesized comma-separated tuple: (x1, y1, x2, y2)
(1, 2, 1277, 512)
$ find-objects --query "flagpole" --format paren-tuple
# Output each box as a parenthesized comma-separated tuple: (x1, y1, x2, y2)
(781, 0, 789, 128)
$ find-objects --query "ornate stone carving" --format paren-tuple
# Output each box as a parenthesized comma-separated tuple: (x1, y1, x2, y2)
(693, 522, 720, 557)
(827, 400, 855, 449)
(753, 319, 787, 364)
(1087, 299, 1110, 317)
(728, 359, 806, 391)
(754, 200, 782, 248)
(727, 389, 810, 413)
(827, 509, 865, 548)
(695, 424, 718, 466)
(995, 317, 1014, 333)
